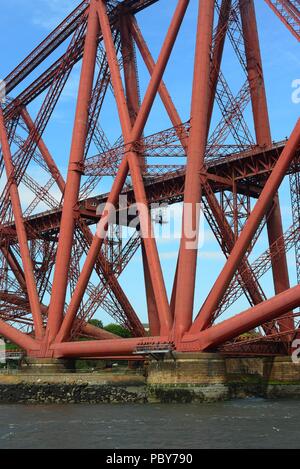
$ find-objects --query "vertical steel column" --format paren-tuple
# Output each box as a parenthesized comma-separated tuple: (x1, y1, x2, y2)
(141, 243, 160, 335)
(0, 108, 44, 339)
(120, 15, 160, 335)
(60, 0, 188, 338)
(120, 16, 141, 128)
(97, 0, 178, 335)
(240, 0, 294, 331)
(191, 118, 300, 333)
(208, 0, 232, 127)
(239, 0, 271, 145)
(170, 258, 179, 317)
(173, 0, 215, 338)
(47, 2, 99, 341)
(130, 8, 233, 323)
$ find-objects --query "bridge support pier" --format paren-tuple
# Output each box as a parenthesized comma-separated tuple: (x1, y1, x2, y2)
(147, 353, 228, 403)
(146, 352, 300, 403)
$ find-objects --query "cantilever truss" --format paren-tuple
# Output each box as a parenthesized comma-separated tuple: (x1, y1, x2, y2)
(264, 0, 300, 41)
(0, 0, 299, 359)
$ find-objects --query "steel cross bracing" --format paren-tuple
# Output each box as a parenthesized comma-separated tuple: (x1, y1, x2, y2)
(290, 170, 300, 283)
(264, 0, 300, 41)
(0, 0, 299, 359)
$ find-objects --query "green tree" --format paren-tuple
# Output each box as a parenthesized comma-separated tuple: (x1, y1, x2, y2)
(88, 318, 104, 329)
(104, 324, 132, 338)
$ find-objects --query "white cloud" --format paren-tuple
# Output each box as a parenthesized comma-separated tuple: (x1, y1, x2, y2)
(31, 0, 79, 31)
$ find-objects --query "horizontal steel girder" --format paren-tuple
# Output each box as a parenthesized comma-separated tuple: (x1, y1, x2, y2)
(1, 139, 299, 241)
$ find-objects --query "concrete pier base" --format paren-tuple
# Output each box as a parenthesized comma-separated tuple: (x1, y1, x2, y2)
(21, 358, 75, 374)
(226, 356, 300, 399)
(147, 353, 228, 403)
(226, 356, 300, 382)
(267, 356, 300, 382)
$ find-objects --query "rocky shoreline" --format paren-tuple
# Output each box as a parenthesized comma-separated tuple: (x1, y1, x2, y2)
(0, 383, 147, 404)
(1, 380, 300, 404)
(1, 354, 300, 404)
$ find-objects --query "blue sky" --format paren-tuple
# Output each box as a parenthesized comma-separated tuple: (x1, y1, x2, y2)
(0, 1, 299, 325)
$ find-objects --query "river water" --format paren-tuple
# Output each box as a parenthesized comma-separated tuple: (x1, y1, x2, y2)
(0, 399, 300, 449)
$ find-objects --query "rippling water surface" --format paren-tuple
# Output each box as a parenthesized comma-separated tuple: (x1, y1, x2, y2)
(0, 399, 300, 449)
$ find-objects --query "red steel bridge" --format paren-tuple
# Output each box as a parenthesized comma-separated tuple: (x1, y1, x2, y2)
(0, 0, 299, 359)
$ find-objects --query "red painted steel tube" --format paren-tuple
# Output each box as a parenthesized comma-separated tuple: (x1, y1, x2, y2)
(170, 257, 179, 318)
(46, 2, 99, 341)
(240, 0, 272, 146)
(191, 118, 300, 333)
(52, 337, 164, 358)
(120, 16, 160, 334)
(20, 105, 137, 343)
(97, 0, 178, 334)
(81, 356, 145, 361)
(129, 16, 186, 317)
(96, 1, 131, 138)
(266, 195, 293, 303)
(0, 319, 39, 352)
(0, 108, 44, 339)
(208, 0, 231, 128)
(130, 9, 238, 323)
(264, 0, 300, 42)
(1, 247, 26, 292)
(0, 292, 107, 341)
(240, 0, 294, 332)
(81, 322, 120, 340)
(59, 0, 189, 338)
(174, 0, 215, 338)
(120, 17, 141, 128)
(127, 0, 190, 143)
(20, 107, 65, 193)
(53, 284, 300, 357)
(183, 285, 300, 351)
(21, 106, 136, 343)
(141, 243, 160, 335)
(129, 16, 188, 150)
